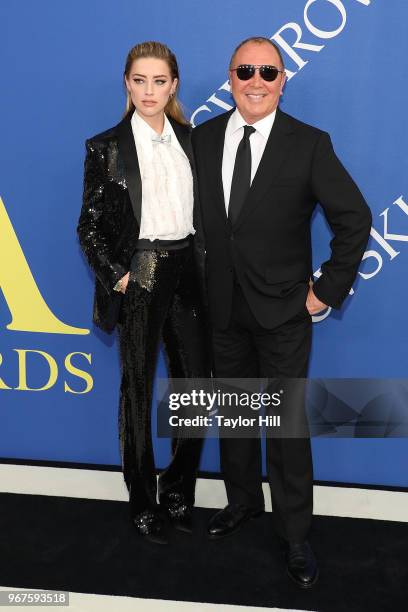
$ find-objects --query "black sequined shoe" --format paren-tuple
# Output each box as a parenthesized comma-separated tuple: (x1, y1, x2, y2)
(132, 510, 168, 545)
(160, 492, 193, 534)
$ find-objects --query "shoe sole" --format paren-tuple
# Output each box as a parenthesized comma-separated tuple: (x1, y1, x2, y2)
(287, 567, 319, 589)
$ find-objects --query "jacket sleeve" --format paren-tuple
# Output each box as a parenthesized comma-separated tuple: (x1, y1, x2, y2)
(310, 132, 372, 309)
(77, 139, 127, 293)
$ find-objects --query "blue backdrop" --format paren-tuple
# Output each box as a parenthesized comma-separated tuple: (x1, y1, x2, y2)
(1, 0, 407, 486)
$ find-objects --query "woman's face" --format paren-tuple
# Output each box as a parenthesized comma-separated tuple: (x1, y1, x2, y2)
(125, 57, 177, 125)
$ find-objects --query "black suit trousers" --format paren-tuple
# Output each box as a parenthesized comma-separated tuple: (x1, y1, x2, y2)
(212, 284, 313, 544)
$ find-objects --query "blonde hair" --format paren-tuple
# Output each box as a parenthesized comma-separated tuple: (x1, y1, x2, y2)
(123, 41, 189, 125)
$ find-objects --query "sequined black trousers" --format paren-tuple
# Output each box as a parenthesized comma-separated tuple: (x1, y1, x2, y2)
(117, 245, 209, 518)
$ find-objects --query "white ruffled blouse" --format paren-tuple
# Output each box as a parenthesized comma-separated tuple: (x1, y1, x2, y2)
(131, 111, 195, 241)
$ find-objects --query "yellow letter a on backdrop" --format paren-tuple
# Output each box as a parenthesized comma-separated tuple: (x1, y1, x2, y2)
(0, 196, 89, 334)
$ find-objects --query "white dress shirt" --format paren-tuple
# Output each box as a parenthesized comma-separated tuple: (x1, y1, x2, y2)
(131, 111, 195, 240)
(222, 108, 276, 214)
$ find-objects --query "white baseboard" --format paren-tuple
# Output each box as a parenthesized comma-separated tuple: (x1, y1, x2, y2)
(0, 463, 407, 523)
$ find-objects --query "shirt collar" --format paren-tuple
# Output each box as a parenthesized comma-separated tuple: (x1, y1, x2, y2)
(131, 110, 172, 140)
(131, 110, 186, 160)
(230, 107, 277, 140)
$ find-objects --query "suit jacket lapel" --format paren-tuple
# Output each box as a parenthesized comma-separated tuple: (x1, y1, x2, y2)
(169, 117, 194, 167)
(116, 116, 142, 226)
(233, 108, 296, 231)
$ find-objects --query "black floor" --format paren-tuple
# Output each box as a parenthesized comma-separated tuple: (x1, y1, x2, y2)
(0, 492, 407, 611)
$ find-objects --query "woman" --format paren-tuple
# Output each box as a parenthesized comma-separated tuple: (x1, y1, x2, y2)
(77, 41, 210, 545)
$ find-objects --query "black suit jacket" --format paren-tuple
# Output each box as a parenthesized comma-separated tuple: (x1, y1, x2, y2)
(77, 115, 206, 333)
(192, 108, 372, 330)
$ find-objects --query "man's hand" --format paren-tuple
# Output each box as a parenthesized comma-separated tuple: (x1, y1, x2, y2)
(306, 285, 328, 315)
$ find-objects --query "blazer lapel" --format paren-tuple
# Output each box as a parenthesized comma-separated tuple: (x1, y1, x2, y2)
(116, 117, 142, 226)
(233, 108, 296, 231)
(169, 117, 194, 167)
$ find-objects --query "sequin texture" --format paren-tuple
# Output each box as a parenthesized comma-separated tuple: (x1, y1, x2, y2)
(118, 246, 210, 516)
(77, 118, 211, 520)
(77, 118, 208, 334)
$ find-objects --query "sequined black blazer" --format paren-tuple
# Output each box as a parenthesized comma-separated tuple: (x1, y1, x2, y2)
(77, 115, 206, 333)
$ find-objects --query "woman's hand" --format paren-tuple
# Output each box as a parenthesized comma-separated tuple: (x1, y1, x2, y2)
(119, 272, 130, 294)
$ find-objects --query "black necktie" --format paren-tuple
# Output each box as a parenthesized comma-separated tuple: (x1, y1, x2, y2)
(228, 124, 256, 225)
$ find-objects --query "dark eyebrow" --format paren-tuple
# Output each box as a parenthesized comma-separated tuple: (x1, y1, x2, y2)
(131, 73, 168, 78)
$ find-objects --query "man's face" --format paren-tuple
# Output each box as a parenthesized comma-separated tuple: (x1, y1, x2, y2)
(229, 42, 286, 124)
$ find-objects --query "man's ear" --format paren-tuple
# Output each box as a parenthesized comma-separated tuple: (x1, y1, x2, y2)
(280, 72, 287, 96)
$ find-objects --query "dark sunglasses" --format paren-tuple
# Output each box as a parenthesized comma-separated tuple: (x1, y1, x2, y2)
(230, 64, 285, 82)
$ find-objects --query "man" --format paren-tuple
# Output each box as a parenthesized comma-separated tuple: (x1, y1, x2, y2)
(192, 37, 372, 588)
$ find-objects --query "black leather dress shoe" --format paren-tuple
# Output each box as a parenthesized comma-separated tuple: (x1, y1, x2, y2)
(160, 492, 193, 533)
(208, 504, 264, 539)
(132, 510, 168, 545)
(286, 541, 319, 588)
